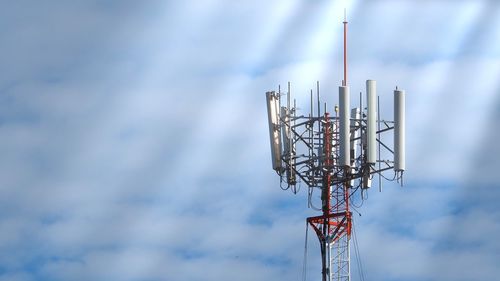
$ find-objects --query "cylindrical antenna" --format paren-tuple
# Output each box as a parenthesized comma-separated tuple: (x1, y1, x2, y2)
(339, 86, 350, 167)
(366, 80, 377, 164)
(343, 9, 348, 86)
(394, 88, 406, 172)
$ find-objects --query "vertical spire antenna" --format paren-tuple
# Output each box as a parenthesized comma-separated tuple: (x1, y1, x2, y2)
(343, 9, 348, 86)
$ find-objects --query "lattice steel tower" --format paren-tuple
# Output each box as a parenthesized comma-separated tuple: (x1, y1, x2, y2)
(265, 16, 406, 281)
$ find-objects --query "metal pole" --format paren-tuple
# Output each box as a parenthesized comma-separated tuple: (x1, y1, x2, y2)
(343, 10, 348, 86)
(378, 95, 382, 192)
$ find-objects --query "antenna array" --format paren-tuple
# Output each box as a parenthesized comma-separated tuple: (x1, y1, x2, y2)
(265, 17, 406, 281)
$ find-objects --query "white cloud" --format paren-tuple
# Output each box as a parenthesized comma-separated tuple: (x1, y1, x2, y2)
(0, 1, 499, 281)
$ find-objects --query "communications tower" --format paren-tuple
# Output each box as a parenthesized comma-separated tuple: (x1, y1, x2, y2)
(265, 15, 406, 281)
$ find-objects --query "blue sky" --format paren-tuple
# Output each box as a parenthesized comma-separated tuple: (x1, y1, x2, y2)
(0, 0, 499, 281)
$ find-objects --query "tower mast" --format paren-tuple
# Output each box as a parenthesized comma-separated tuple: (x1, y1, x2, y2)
(264, 10, 406, 281)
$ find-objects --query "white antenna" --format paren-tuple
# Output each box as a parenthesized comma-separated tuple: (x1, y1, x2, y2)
(266, 91, 282, 171)
(350, 107, 361, 186)
(339, 86, 351, 167)
(366, 80, 377, 164)
(394, 87, 406, 172)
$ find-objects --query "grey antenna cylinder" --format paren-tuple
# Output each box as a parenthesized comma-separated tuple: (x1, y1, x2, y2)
(394, 88, 405, 171)
(366, 80, 377, 164)
(339, 86, 351, 167)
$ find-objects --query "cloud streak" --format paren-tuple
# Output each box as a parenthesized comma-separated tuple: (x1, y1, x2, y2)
(0, 1, 499, 281)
